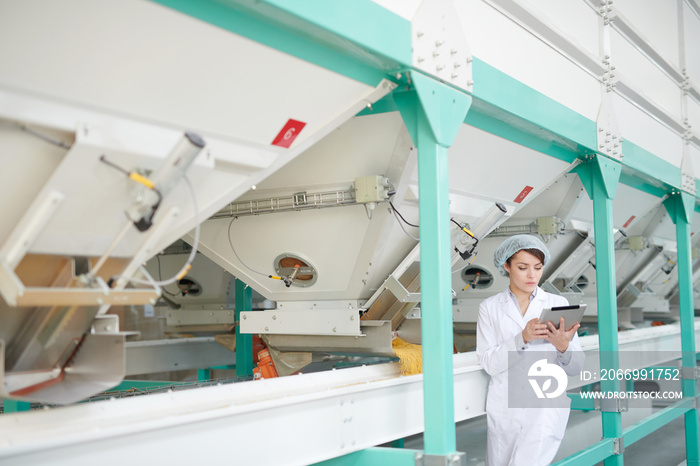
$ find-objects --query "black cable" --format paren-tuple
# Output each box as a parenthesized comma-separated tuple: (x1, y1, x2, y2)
(389, 201, 419, 228)
(99, 155, 130, 176)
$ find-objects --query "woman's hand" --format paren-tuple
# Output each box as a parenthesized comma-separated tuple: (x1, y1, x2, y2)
(546, 317, 580, 353)
(522, 318, 548, 344)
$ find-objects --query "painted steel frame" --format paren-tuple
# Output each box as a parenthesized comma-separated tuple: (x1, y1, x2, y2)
(1, 0, 697, 463)
(235, 279, 254, 377)
(147, 1, 700, 464)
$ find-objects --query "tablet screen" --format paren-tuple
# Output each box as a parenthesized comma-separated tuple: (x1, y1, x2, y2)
(538, 304, 586, 330)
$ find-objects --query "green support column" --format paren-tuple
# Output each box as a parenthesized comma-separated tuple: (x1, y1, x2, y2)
(235, 278, 254, 377)
(197, 368, 211, 381)
(663, 192, 700, 465)
(395, 72, 471, 456)
(577, 155, 623, 466)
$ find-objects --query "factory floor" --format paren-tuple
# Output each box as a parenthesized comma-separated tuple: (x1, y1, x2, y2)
(403, 408, 696, 466)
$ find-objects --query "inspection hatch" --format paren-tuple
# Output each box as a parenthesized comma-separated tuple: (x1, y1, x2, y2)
(274, 253, 318, 287)
(461, 266, 494, 290)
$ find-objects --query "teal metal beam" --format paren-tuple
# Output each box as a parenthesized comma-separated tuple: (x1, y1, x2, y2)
(663, 192, 700, 465)
(552, 438, 616, 466)
(313, 447, 419, 466)
(2, 400, 30, 414)
(623, 397, 695, 446)
(150, 0, 408, 87)
(567, 393, 595, 411)
(197, 368, 211, 381)
(576, 155, 623, 466)
(235, 278, 254, 377)
(394, 71, 471, 455)
(471, 58, 597, 152)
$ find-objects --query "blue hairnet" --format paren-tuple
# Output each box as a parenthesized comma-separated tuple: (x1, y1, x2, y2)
(493, 234, 550, 276)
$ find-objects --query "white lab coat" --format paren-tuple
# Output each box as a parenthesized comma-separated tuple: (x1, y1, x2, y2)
(476, 287, 585, 466)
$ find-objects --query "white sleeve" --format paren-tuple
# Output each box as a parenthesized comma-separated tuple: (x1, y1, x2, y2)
(476, 302, 528, 376)
(558, 331, 585, 376)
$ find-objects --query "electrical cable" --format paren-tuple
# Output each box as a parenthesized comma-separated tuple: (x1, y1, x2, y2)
(391, 206, 419, 241)
(114, 175, 200, 287)
(227, 216, 292, 286)
(389, 201, 418, 228)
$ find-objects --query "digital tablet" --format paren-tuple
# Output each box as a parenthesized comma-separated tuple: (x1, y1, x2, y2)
(538, 304, 586, 330)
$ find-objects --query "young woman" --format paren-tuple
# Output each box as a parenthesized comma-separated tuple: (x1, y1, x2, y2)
(476, 235, 585, 466)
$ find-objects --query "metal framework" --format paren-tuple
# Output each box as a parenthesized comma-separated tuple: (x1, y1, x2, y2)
(2, 1, 700, 465)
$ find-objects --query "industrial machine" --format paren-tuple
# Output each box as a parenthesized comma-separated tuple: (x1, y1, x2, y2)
(1, 0, 700, 465)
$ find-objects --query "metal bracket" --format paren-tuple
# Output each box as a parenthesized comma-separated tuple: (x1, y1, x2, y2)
(600, 397, 628, 413)
(385, 275, 421, 303)
(417, 452, 467, 466)
(612, 437, 625, 455)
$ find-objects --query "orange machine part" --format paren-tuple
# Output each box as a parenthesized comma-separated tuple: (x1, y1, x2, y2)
(253, 348, 278, 379)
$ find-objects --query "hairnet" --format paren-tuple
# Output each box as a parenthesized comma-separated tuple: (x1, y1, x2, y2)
(493, 234, 550, 276)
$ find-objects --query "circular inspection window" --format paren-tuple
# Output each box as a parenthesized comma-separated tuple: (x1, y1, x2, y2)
(461, 266, 494, 290)
(274, 253, 318, 287)
(177, 277, 202, 296)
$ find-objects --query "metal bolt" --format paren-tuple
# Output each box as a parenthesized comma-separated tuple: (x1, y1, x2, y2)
(264, 326, 269, 331)
(450, 48, 457, 55)
(435, 40, 444, 46)
(433, 51, 440, 57)
(350, 315, 354, 321)
(436, 65, 445, 71)
(395, 72, 402, 80)
(272, 315, 276, 320)
(417, 56, 425, 63)
(454, 62, 461, 68)
(416, 31, 424, 37)
(243, 315, 247, 320)
(333, 327, 337, 333)
(97, 298, 103, 305)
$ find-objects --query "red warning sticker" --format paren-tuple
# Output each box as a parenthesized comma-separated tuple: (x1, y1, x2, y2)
(514, 186, 534, 204)
(271, 119, 306, 148)
(623, 216, 636, 228)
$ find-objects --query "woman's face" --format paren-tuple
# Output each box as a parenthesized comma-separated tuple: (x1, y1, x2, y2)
(504, 250, 543, 296)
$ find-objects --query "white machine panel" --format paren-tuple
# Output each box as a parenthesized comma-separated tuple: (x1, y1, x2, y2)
(442, 124, 574, 212)
(614, 0, 681, 68)
(684, 2, 700, 83)
(613, 93, 684, 168)
(521, 0, 600, 58)
(569, 182, 665, 231)
(456, 0, 601, 121)
(0, 0, 375, 148)
(610, 30, 682, 120)
(689, 98, 700, 140)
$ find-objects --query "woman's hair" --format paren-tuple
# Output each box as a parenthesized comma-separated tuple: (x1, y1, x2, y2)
(506, 248, 545, 267)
